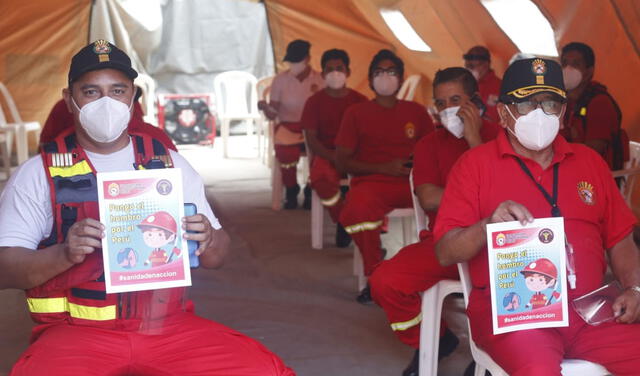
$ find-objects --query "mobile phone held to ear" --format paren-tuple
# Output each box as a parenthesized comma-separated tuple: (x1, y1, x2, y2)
(471, 94, 487, 117)
(183, 203, 200, 268)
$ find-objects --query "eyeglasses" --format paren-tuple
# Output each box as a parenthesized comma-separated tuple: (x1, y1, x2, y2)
(509, 99, 564, 116)
(372, 68, 399, 77)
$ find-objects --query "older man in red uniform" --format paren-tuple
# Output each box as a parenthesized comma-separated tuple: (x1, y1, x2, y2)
(369, 67, 499, 376)
(336, 49, 433, 303)
(464, 46, 502, 123)
(301, 48, 367, 247)
(435, 58, 640, 376)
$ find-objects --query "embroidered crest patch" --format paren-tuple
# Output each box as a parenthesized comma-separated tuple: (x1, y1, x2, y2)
(577, 181, 595, 205)
(405, 122, 416, 139)
(93, 40, 111, 54)
(532, 58, 546, 84)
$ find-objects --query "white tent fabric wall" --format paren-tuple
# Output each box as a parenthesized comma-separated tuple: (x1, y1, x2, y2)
(89, 0, 164, 76)
(148, 0, 275, 96)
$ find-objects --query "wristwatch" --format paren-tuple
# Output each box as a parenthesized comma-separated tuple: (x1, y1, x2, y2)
(625, 286, 640, 295)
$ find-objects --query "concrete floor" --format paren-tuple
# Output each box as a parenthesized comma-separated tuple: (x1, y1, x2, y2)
(0, 135, 472, 375)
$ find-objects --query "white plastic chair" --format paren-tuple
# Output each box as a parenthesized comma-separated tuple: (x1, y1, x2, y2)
(0, 82, 41, 165)
(213, 71, 261, 158)
(257, 76, 274, 165)
(456, 262, 611, 376)
(353, 209, 416, 291)
(397, 74, 421, 101)
(408, 172, 464, 376)
(613, 141, 640, 206)
(134, 73, 157, 125)
(310, 179, 349, 250)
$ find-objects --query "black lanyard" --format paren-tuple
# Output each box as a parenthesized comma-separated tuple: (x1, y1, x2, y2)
(514, 157, 562, 217)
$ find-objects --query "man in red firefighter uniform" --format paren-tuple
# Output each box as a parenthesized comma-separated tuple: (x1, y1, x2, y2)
(369, 67, 499, 375)
(301, 48, 367, 247)
(435, 58, 640, 376)
(335, 49, 434, 304)
(0, 40, 294, 376)
(560, 42, 627, 170)
(259, 39, 325, 209)
(463, 46, 502, 123)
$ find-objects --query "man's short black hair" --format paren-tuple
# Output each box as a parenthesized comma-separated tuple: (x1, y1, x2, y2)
(561, 42, 595, 68)
(368, 49, 404, 79)
(321, 49, 350, 70)
(433, 67, 478, 97)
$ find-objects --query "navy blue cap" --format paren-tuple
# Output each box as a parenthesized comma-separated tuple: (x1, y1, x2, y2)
(68, 40, 138, 84)
(499, 58, 566, 102)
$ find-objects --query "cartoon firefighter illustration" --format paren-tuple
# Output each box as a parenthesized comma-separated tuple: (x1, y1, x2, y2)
(520, 258, 561, 309)
(137, 211, 181, 267)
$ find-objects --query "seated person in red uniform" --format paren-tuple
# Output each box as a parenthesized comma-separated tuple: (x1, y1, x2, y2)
(259, 39, 325, 209)
(435, 57, 640, 376)
(335, 49, 434, 304)
(301, 48, 367, 247)
(0, 40, 294, 376)
(560, 42, 626, 170)
(369, 67, 499, 376)
(40, 87, 176, 151)
(464, 46, 502, 123)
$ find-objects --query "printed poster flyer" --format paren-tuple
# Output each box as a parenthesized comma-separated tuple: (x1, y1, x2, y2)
(486, 217, 568, 334)
(97, 168, 191, 294)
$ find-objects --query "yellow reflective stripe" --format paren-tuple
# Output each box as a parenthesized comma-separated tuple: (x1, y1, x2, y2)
(344, 220, 383, 234)
(390, 312, 422, 331)
(320, 191, 341, 207)
(27, 297, 67, 313)
(27, 297, 116, 321)
(280, 161, 297, 169)
(68, 302, 116, 321)
(48, 160, 92, 178)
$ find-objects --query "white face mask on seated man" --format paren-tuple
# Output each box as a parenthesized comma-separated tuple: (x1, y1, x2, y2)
(439, 106, 464, 139)
(325, 71, 347, 89)
(373, 73, 399, 96)
(506, 106, 560, 151)
(73, 95, 132, 143)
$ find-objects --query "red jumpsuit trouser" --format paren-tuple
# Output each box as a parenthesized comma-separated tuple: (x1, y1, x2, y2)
(309, 156, 345, 223)
(469, 288, 640, 376)
(274, 123, 304, 188)
(339, 178, 413, 276)
(370, 232, 458, 348)
(10, 311, 295, 376)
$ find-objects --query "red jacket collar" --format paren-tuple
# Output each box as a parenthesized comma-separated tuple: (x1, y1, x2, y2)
(496, 129, 574, 166)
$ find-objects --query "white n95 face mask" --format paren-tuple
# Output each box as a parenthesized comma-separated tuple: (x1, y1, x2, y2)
(372, 74, 399, 96)
(289, 61, 307, 76)
(562, 66, 582, 91)
(439, 106, 464, 138)
(73, 96, 131, 143)
(506, 107, 559, 151)
(325, 71, 347, 89)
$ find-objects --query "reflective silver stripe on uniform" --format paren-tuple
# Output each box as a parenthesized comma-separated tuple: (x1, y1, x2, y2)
(390, 312, 422, 331)
(344, 220, 383, 234)
(320, 191, 341, 207)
